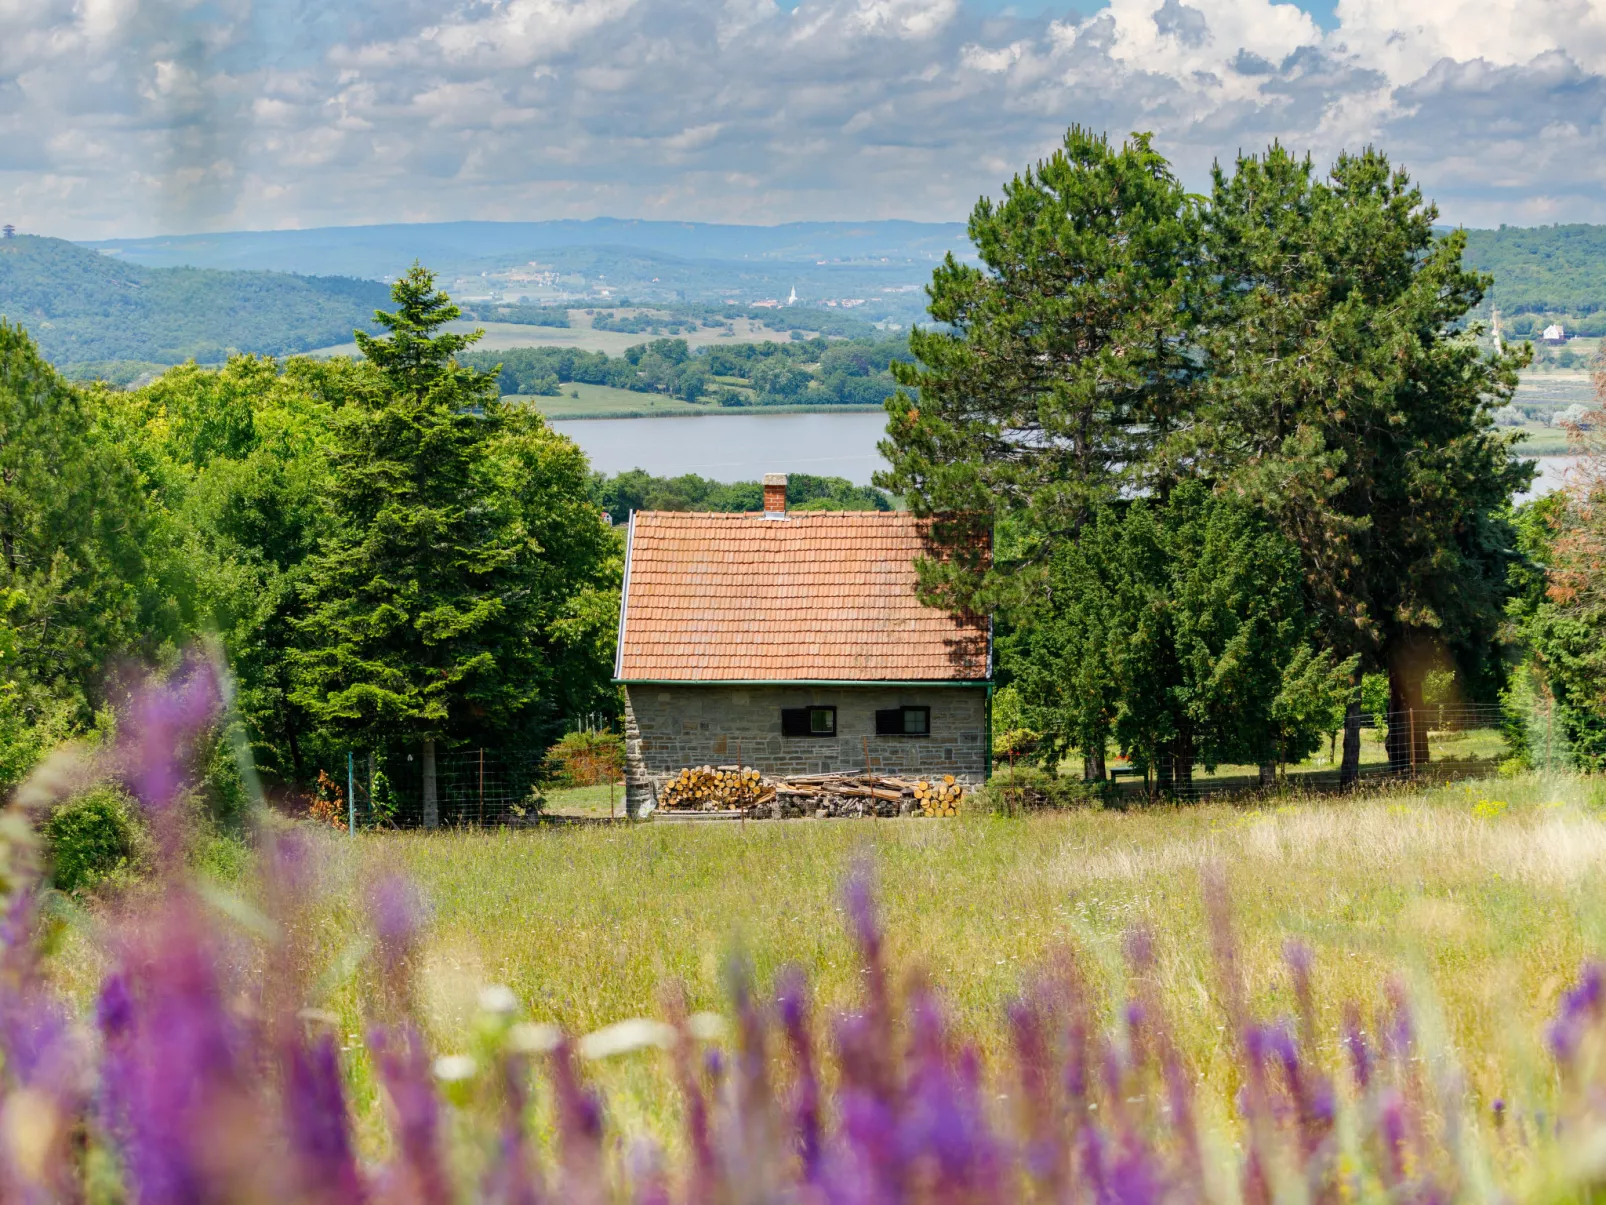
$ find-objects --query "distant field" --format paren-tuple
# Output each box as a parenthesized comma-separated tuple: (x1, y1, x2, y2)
(1512, 424, 1574, 455)
(513, 384, 882, 420)
(308, 311, 796, 359)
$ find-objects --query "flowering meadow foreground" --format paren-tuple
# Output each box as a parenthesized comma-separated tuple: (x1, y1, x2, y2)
(7, 664, 1606, 1201)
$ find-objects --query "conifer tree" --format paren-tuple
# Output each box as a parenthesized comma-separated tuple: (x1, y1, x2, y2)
(1192, 147, 1532, 779)
(292, 266, 551, 824)
(877, 127, 1200, 617)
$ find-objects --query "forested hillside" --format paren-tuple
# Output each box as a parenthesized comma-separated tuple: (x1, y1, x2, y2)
(0, 235, 388, 364)
(1462, 224, 1606, 331)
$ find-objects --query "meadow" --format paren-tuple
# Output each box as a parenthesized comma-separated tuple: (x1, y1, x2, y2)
(52, 770, 1592, 1172)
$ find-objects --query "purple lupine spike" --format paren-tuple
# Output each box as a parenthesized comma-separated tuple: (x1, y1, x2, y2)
(368, 874, 424, 1018)
(842, 860, 895, 1099)
(626, 1141, 671, 1205)
(1376, 1088, 1409, 1191)
(481, 1051, 543, 1205)
(284, 1032, 368, 1205)
(776, 965, 824, 1185)
(1548, 961, 1606, 1065)
(1008, 991, 1067, 1194)
(114, 651, 223, 832)
(664, 985, 718, 1205)
(1284, 939, 1320, 1056)
(368, 1023, 452, 1205)
(0, 881, 87, 1205)
(96, 894, 272, 1204)
(827, 1086, 901, 1203)
(1202, 866, 1247, 1036)
(547, 1037, 607, 1205)
(1342, 1005, 1373, 1093)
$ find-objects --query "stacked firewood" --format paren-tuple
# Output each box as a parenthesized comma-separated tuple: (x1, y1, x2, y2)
(658, 767, 967, 818)
(661, 765, 770, 811)
(914, 776, 965, 817)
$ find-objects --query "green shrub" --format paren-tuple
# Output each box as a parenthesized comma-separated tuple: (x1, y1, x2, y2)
(974, 765, 1101, 815)
(543, 730, 624, 788)
(44, 788, 139, 894)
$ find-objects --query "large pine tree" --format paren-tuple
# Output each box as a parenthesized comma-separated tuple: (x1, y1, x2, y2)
(877, 127, 1200, 617)
(1192, 147, 1532, 778)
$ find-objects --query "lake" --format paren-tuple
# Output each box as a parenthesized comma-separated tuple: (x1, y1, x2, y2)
(550, 410, 892, 485)
(551, 409, 1582, 498)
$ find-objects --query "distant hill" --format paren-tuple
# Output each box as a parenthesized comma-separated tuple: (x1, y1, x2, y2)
(1460, 225, 1606, 331)
(76, 219, 964, 326)
(0, 235, 389, 365)
(82, 218, 970, 277)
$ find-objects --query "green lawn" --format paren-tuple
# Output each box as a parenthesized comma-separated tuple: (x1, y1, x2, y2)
(544, 781, 627, 816)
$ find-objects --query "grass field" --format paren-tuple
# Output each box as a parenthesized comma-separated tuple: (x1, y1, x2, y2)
(65, 770, 1595, 1168)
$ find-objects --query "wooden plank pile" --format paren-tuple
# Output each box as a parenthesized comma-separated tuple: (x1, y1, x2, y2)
(658, 767, 967, 819)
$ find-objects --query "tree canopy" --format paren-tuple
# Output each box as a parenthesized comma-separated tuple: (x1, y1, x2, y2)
(882, 131, 1536, 786)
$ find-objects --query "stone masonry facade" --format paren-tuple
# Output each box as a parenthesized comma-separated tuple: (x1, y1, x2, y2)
(623, 684, 989, 815)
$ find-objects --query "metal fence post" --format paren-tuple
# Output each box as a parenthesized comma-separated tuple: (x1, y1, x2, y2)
(347, 750, 356, 836)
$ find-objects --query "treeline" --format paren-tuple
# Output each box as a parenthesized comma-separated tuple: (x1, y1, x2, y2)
(461, 334, 910, 407)
(884, 129, 1563, 787)
(0, 269, 621, 815)
(590, 470, 891, 524)
(460, 299, 882, 340)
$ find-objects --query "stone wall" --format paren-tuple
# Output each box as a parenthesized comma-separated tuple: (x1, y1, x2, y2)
(623, 683, 990, 815)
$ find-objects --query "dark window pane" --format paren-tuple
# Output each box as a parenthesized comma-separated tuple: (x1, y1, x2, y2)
(875, 708, 901, 735)
(781, 708, 810, 737)
(810, 707, 835, 735)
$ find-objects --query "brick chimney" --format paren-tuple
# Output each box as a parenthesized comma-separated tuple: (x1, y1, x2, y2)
(763, 473, 788, 516)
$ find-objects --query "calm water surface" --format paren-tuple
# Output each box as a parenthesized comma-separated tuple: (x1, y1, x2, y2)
(552, 410, 1582, 498)
(550, 410, 890, 485)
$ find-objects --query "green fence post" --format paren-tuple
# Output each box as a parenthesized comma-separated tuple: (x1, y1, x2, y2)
(348, 751, 356, 836)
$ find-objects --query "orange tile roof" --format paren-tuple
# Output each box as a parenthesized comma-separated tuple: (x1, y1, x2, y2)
(616, 511, 990, 682)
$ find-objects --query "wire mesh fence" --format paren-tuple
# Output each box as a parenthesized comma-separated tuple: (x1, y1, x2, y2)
(344, 746, 550, 829)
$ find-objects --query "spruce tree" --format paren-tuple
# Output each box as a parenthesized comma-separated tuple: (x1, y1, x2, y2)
(291, 266, 536, 825)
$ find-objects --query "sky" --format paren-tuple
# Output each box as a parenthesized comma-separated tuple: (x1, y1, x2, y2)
(3, 0, 1603, 240)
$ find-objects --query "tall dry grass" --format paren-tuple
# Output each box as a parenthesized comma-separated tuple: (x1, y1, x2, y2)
(47, 770, 1606, 1171)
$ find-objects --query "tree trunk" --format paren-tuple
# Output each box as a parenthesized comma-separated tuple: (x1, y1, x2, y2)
(422, 738, 438, 829)
(1155, 746, 1173, 795)
(1258, 762, 1277, 789)
(1165, 730, 1194, 797)
(1339, 692, 1363, 790)
(1083, 739, 1106, 782)
(1385, 633, 1432, 772)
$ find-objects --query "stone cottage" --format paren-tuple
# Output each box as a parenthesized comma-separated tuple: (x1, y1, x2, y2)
(614, 474, 992, 815)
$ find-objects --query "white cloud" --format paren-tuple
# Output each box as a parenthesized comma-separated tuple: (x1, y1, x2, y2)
(2, 0, 1605, 237)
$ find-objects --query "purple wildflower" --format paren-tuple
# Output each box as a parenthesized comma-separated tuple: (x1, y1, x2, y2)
(284, 1033, 368, 1205)
(368, 1023, 452, 1205)
(777, 965, 824, 1185)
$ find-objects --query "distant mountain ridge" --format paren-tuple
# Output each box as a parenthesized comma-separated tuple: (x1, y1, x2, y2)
(82, 218, 972, 279)
(0, 235, 389, 365)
